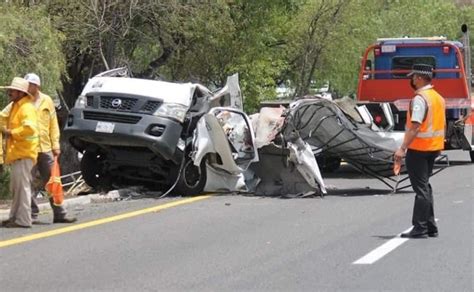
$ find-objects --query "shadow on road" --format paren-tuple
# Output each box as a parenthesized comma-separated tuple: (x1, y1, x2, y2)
(372, 235, 398, 240)
(440, 160, 472, 166)
(326, 187, 411, 197)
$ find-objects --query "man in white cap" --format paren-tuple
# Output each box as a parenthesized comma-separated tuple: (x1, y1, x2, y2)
(23, 73, 77, 223)
(0, 77, 39, 228)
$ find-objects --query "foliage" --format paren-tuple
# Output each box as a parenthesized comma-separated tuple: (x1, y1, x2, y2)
(42, 0, 302, 112)
(308, 0, 471, 97)
(458, 4, 474, 68)
(0, 3, 65, 108)
(3, 0, 471, 111)
(285, 0, 351, 97)
(0, 0, 469, 196)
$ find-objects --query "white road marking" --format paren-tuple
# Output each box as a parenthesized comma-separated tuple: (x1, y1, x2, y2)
(353, 226, 412, 265)
(354, 219, 439, 265)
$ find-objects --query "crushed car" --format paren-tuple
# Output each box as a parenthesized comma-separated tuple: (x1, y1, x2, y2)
(265, 96, 449, 192)
(64, 69, 327, 196)
(64, 68, 245, 195)
(282, 97, 406, 189)
(67, 68, 438, 197)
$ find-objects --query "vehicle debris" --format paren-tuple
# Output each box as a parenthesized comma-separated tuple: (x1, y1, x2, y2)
(66, 66, 451, 197)
(279, 96, 450, 191)
(64, 70, 327, 197)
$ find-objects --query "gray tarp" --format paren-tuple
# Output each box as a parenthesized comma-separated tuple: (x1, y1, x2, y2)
(281, 98, 405, 178)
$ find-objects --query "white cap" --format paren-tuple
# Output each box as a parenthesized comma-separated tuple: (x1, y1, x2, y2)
(24, 73, 41, 86)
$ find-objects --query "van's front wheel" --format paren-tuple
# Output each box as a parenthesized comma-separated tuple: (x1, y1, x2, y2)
(470, 150, 474, 163)
(173, 157, 207, 196)
(80, 151, 111, 191)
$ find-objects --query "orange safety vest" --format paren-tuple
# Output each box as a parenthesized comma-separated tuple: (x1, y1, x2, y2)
(406, 88, 446, 151)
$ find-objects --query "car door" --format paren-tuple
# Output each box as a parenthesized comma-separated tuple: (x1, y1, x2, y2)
(193, 107, 258, 174)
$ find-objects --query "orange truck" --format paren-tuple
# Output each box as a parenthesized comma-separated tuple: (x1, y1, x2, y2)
(357, 24, 473, 162)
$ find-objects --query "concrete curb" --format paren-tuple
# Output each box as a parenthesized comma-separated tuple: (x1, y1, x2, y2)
(0, 191, 121, 221)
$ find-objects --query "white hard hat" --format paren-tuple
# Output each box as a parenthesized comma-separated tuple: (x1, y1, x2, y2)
(24, 73, 41, 86)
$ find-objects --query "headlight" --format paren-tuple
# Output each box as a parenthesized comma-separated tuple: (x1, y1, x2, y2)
(153, 103, 188, 123)
(74, 95, 87, 108)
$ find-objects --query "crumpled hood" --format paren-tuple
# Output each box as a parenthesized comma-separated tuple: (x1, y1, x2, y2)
(81, 77, 210, 107)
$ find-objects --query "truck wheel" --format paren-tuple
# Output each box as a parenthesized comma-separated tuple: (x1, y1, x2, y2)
(317, 156, 341, 173)
(324, 157, 341, 172)
(173, 157, 207, 196)
(80, 151, 111, 190)
(470, 151, 474, 163)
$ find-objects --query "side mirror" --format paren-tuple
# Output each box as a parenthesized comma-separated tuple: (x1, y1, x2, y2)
(363, 60, 373, 80)
(365, 59, 372, 70)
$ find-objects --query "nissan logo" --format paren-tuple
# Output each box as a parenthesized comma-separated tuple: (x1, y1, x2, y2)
(111, 98, 122, 108)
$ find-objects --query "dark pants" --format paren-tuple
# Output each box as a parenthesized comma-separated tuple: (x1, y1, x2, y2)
(405, 149, 439, 233)
(31, 151, 67, 219)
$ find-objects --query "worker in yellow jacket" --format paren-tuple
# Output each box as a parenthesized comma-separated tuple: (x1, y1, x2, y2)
(24, 73, 76, 223)
(0, 110, 5, 169)
(0, 77, 39, 228)
(0, 140, 3, 167)
(1, 74, 77, 224)
(0, 100, 9, 168)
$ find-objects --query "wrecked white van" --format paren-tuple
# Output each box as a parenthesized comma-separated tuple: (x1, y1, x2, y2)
(64, 69, 258, 195)
(65, 68, 329, 197)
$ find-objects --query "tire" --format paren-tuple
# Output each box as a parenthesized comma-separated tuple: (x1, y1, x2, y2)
(470, 151, 474, 163)
(80, 151, 111, 190)
(317, 156, 341, 173)
(173, 157, 207, 196)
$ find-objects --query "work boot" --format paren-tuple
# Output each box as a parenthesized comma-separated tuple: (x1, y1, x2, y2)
(53, 216, 77, 224)
(5, 221, 31, 228)
(400, 230, 428, 239)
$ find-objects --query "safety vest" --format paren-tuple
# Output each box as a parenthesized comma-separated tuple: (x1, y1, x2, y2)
(406, 88, 445, 151)
(5, 97, 39, 164)
(2, 91, 60, 153)
(35, 92, 61, 152)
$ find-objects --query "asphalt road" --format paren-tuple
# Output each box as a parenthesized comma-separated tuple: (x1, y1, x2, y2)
(0, 150, 472, 292)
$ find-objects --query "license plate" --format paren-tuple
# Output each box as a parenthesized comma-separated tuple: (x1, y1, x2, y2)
(381, 45, 396, 53)
(95, 121, 115, 133)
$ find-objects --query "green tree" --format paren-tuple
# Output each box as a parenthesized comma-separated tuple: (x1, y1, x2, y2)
(42, 0, 302, 112)
(306, 0, 470, 97)
(0, 3, 65, 108)
(7, 0, 471, 110)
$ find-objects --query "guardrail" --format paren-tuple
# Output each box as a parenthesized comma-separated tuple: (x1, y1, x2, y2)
(60, 171, 85, 195)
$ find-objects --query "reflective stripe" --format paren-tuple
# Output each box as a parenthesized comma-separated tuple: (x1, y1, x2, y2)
(25, 135, 39, 141)
(48, 177, 62, 184)
(416, 130, 444, 138)
(22, 120, 36, 127)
